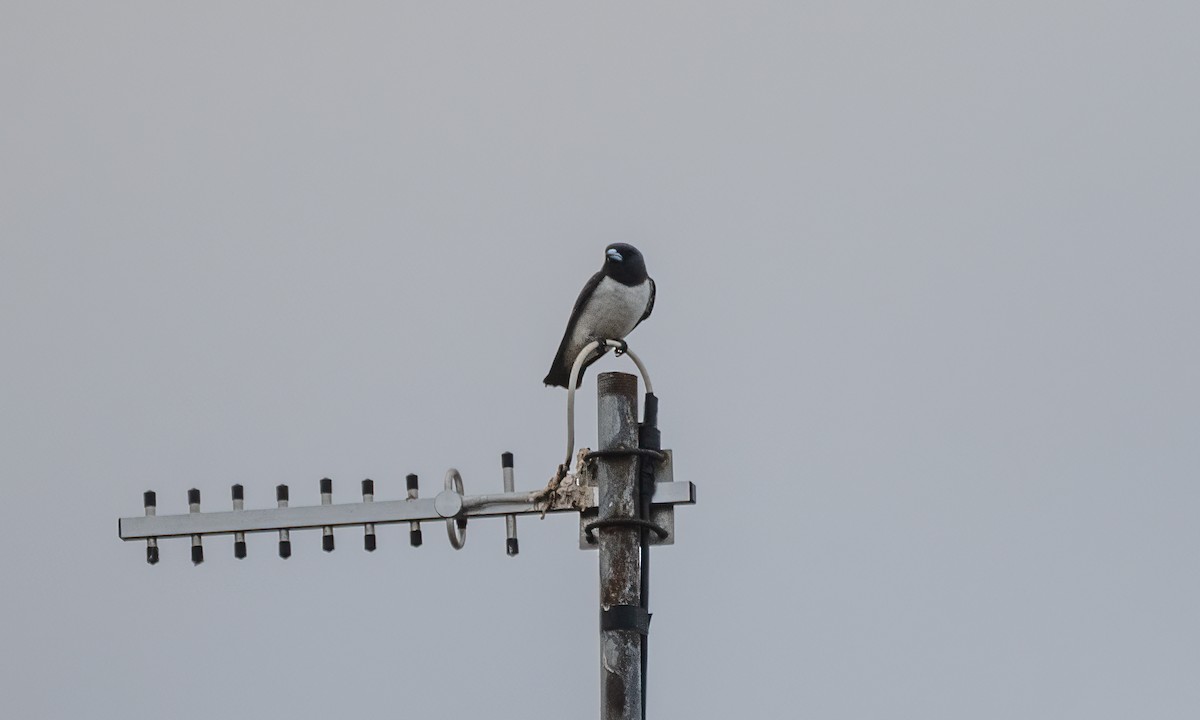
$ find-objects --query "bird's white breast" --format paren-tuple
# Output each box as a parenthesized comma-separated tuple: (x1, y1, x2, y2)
(568, 276, 652, 355)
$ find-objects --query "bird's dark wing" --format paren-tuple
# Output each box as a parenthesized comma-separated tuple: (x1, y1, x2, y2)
(544, 270, 606, 387)
(566, 270, 607, 326)
(635, 277, 655, 328)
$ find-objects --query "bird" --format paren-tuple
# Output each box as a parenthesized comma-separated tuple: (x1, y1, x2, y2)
(544, 243, 655, 388)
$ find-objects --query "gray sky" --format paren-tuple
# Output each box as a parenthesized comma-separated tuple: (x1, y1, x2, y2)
(2, 3, 1198, 718)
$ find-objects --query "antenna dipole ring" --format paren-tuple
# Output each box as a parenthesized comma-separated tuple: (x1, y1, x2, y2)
(442, 468, 467, 550)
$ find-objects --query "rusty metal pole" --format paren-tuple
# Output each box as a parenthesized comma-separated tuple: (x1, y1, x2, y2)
(596, 372, 643, 720)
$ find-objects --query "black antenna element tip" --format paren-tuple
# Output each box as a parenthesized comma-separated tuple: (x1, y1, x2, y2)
(143, 491, 156, 508)
(364, 534, 377, 552)
(406, 474, 418, 491)
(320, 477, 332, 494)
(231, 484, 244, 501)
(410, 528, 423, 547)
(361, 479, 374, 495)
(506, 538, 519, 556)
(234, 541, 247, 559)
(276, 484, 289, 502)
(187, 488, 200, 505)
(279, 540, 292, 559)
(322, 535, 335, 552)
(146, 546, 159, 564)
(191, 545, 204, 565)
(501, 452, 514, 468)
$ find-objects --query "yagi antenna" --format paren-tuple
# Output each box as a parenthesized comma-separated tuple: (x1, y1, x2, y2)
(121, 452, 692, 559)
(116, 344, 693, 720)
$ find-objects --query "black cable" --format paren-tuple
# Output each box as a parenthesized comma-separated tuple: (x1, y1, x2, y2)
(637, 392, 661, 720)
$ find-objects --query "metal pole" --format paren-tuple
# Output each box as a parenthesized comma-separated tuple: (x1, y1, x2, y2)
(596, 372, 643, 720)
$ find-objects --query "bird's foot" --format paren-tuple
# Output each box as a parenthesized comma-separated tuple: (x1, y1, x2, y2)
(591, 337, 627, 356)
(585, 336, 608, 356)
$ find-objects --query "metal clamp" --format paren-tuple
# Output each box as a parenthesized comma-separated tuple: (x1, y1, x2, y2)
(584, 448, 666, 463)
(584, 518, 669, 545)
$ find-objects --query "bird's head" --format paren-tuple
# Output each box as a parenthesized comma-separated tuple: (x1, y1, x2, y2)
(603, 243, 648, 283)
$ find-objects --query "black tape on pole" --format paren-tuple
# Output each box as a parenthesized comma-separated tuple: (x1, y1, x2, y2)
(600, 605, 652, 636)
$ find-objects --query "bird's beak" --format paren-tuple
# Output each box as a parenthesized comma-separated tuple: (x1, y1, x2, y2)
(606, 248, 624, 262)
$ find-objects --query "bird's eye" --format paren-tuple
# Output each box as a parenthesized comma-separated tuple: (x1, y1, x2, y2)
(606, 249, 624, 262)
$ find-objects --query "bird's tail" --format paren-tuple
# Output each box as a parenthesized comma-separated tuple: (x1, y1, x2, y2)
(544, 346, 608, 388)
(543, 365, 573, 389)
